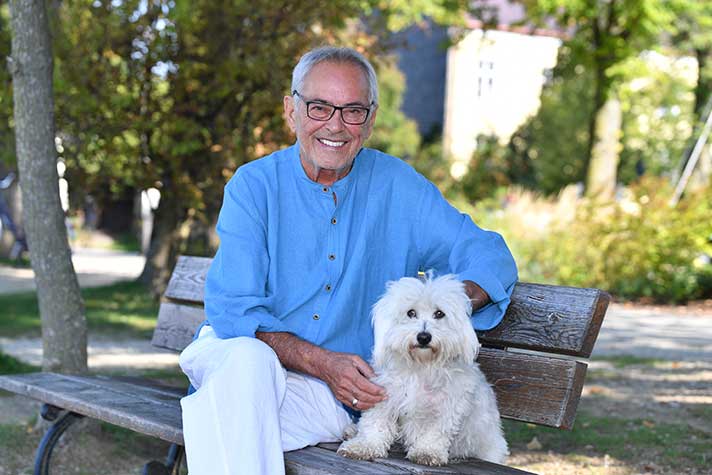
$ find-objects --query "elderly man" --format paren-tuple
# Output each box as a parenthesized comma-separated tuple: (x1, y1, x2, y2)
(179, 46, 517, 475)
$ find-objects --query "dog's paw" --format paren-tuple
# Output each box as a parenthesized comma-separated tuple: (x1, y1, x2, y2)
(341, 423, 358, 441)
(406, 447, 449, 466)
(337, 438, 388, 461)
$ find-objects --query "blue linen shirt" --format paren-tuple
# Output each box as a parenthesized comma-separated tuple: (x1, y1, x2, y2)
(204, 143, 518, 363)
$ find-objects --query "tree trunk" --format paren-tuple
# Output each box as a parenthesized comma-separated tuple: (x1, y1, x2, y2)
(9, 0, 87, 373)
(138, 192, 190, 297)
(693, 48, 711, 118)
(690, 48, 712, 189)
(585, 95, 622, 201)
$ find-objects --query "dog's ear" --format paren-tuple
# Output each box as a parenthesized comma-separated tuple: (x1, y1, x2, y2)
(461, 321, 480, 363)
(370, 295, 394, 368)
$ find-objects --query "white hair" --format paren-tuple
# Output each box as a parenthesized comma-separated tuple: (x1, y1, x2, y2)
(291, 46, 379, 105)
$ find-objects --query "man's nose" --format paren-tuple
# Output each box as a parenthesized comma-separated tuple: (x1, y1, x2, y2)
(417, 332, 432, 346)
(325, 109, 346, 130)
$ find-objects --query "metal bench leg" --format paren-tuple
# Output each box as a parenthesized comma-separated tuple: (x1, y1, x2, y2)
(142, 443, 184, 475)
(34, 404, 84, 475)
(165, 443, 185, 475)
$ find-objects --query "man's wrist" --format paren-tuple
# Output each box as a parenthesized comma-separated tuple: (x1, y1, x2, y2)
(463, 280, 490, 311)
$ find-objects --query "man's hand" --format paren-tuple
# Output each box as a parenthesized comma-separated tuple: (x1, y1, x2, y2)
(256, 331, 386, 411)
(315, 351, 386, 411)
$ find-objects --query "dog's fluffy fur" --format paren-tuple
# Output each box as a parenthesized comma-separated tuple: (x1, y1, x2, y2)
(337, 274, 508, 466)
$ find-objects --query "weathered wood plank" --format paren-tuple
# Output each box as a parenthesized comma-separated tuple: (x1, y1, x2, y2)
(285, 447, 408, 474)
(151, 302, 205, 351)
(162, 256, 608, 357)
(478, 348, 587, 429)
(317, 443, 535, 475)
(0, 372, 184, 444)
(479, 284, 610, 358)
(164, 255, 211, 303)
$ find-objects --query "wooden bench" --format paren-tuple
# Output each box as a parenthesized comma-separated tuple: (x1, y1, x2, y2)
(0, 255, 609, 475)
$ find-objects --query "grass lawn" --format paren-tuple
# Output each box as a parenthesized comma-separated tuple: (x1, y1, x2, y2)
(0, 351, 39, 374)
(0, 255, 31, 268)
(504, 411, 711, 472)
(0, 280, 158, 339)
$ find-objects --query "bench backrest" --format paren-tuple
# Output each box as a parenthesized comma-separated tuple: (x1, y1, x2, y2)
(153, 256, 609, 430)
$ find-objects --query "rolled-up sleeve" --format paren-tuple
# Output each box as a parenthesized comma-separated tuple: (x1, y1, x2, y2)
(415, 181, 518, 330)
(204, 171, 290, 339)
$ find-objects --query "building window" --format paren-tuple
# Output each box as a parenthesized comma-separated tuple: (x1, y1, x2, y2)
(477, 60, 495, 97)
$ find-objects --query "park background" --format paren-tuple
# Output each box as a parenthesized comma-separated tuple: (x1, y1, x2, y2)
(0, 0, 710, 473)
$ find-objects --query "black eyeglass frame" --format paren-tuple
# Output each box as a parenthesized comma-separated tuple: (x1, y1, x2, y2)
(292, 90, 374, 125)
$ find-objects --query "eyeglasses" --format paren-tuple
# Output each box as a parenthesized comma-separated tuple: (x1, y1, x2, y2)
(292, 90, 373, 125)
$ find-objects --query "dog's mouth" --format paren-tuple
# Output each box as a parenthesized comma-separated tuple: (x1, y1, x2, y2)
(409, 343, 436, 353)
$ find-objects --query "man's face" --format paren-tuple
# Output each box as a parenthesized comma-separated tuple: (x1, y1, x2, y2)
(284, 61, 377, 185)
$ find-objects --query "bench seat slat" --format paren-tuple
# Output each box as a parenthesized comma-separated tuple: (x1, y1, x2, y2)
(0, 372, 184, 444)
(316, 443, 534, 474)
(162, 256, 609, 358)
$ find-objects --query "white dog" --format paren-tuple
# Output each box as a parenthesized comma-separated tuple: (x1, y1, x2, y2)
(337, 274, 508, 466)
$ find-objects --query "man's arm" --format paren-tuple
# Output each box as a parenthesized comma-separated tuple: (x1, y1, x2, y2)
(464, 280, 490, 311)
(256, 331, 386, 411)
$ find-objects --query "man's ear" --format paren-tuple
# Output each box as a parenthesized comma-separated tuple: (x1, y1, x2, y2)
(363, 104, 378, 139)
(283, 95, 297, 133)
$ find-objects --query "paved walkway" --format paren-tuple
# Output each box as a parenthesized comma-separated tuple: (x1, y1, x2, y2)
(0, 247, 145, 295)
(592, 303, 712, 362)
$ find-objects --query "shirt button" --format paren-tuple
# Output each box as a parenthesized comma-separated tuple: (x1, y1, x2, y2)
(325, 284, 332, 292)
(313, 314, 320, 320)
(322, 187, 328, 192)
(328, 254, 335, 261)
(331, 217, 337, 225)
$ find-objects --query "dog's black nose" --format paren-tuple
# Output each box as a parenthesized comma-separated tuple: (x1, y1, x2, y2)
(417, 332, 432, 346)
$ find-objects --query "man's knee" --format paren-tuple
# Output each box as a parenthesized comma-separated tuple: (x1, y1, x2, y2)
(212, 336, 282, 380)
(181, 334, 282, 390)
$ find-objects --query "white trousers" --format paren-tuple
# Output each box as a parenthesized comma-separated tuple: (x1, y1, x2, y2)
(178, 327, 352, 475)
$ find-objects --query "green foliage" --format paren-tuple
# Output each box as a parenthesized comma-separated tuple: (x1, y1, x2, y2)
(520, 0, 676, 90)
(524, 177, 712, 302)
(366, 58, 420, 159)
(0, 5, 14, 166)
(517, 0, 683, 196)
(456, 135, 525, 202)
(508, 47, 593, 194)
(668, 1, 712, 115)
(617, 52, 697, 182)
(408, 138, 459, 198)
(496, 44, 697, 195)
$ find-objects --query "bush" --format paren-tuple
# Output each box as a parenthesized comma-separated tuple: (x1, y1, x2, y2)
(536, 178, 711, 301)
(464, 179, 712, 302)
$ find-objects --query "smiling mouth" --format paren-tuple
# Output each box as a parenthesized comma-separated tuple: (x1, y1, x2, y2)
(318, 138, 347, 148)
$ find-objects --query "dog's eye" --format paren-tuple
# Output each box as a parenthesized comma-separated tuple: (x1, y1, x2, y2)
(434, 310, 445, 319)
(407, 309, 417, 318)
